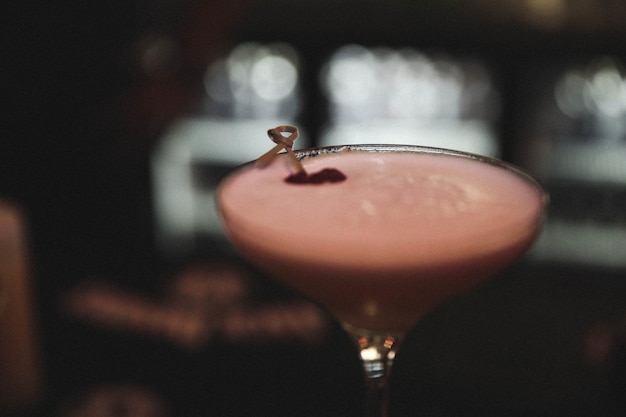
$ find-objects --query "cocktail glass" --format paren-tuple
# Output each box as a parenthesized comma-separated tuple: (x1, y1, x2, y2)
(217, 144, 548, 416)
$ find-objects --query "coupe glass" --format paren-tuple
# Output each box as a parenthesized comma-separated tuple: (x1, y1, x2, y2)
(217, 144, 548, 416)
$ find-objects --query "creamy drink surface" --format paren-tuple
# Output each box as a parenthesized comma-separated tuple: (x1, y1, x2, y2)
(219, 147, 545, 331)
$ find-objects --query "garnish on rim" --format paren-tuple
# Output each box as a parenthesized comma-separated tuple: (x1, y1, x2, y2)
(255, 125, 304, 173)
(255, 125, 346, 184)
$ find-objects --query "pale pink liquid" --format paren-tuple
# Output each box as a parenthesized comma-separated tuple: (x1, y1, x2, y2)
(218, 147, 546, 332)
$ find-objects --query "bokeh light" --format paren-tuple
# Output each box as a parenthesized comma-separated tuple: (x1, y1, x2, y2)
(203, 42, 302, 119)
(319, 44, 500, 156)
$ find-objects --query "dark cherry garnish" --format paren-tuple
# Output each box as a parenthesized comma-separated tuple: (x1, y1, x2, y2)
(285, 168, 347, 184)
(285, 171, 309, 184)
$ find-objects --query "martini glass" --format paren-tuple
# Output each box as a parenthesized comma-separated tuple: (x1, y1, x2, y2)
(217, 144, 548, 416)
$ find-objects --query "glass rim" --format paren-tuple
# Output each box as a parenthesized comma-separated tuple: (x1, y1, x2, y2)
(293, 143, 548, 200)
(219, 143, 550, 211)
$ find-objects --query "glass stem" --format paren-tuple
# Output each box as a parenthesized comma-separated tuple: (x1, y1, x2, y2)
(345, 325, 402, 417)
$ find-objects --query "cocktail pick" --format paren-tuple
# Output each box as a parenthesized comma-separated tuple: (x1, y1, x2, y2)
(255, 125, 305, 174)
(255, 125, 347, 184)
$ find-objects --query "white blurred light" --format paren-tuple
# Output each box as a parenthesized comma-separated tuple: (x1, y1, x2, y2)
(390, 52, 441, 119)
(321, 44, 498, 123)
(227, 42, 259, 98)
(204, 60, 233, 103)
(555, 70, 588, 118)
(251, 54, 297, 101)
(323, 44, 379, 107)
(555, 57, 626, 120)
(203, 42, 301, 119)
(320, 44, 500, 156)
(584, 64, 625, 118)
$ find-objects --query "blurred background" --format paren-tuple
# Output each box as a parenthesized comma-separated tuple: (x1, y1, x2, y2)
(3, 0, 626, 416)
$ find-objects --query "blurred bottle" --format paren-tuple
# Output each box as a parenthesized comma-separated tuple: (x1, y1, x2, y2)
(0, 202, 42, 414)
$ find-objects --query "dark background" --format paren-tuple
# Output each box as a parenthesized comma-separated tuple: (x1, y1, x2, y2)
(3, 1, 626, 416)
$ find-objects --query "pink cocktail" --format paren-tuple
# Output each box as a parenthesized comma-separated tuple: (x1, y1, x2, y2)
(218, 143, 547, 416)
